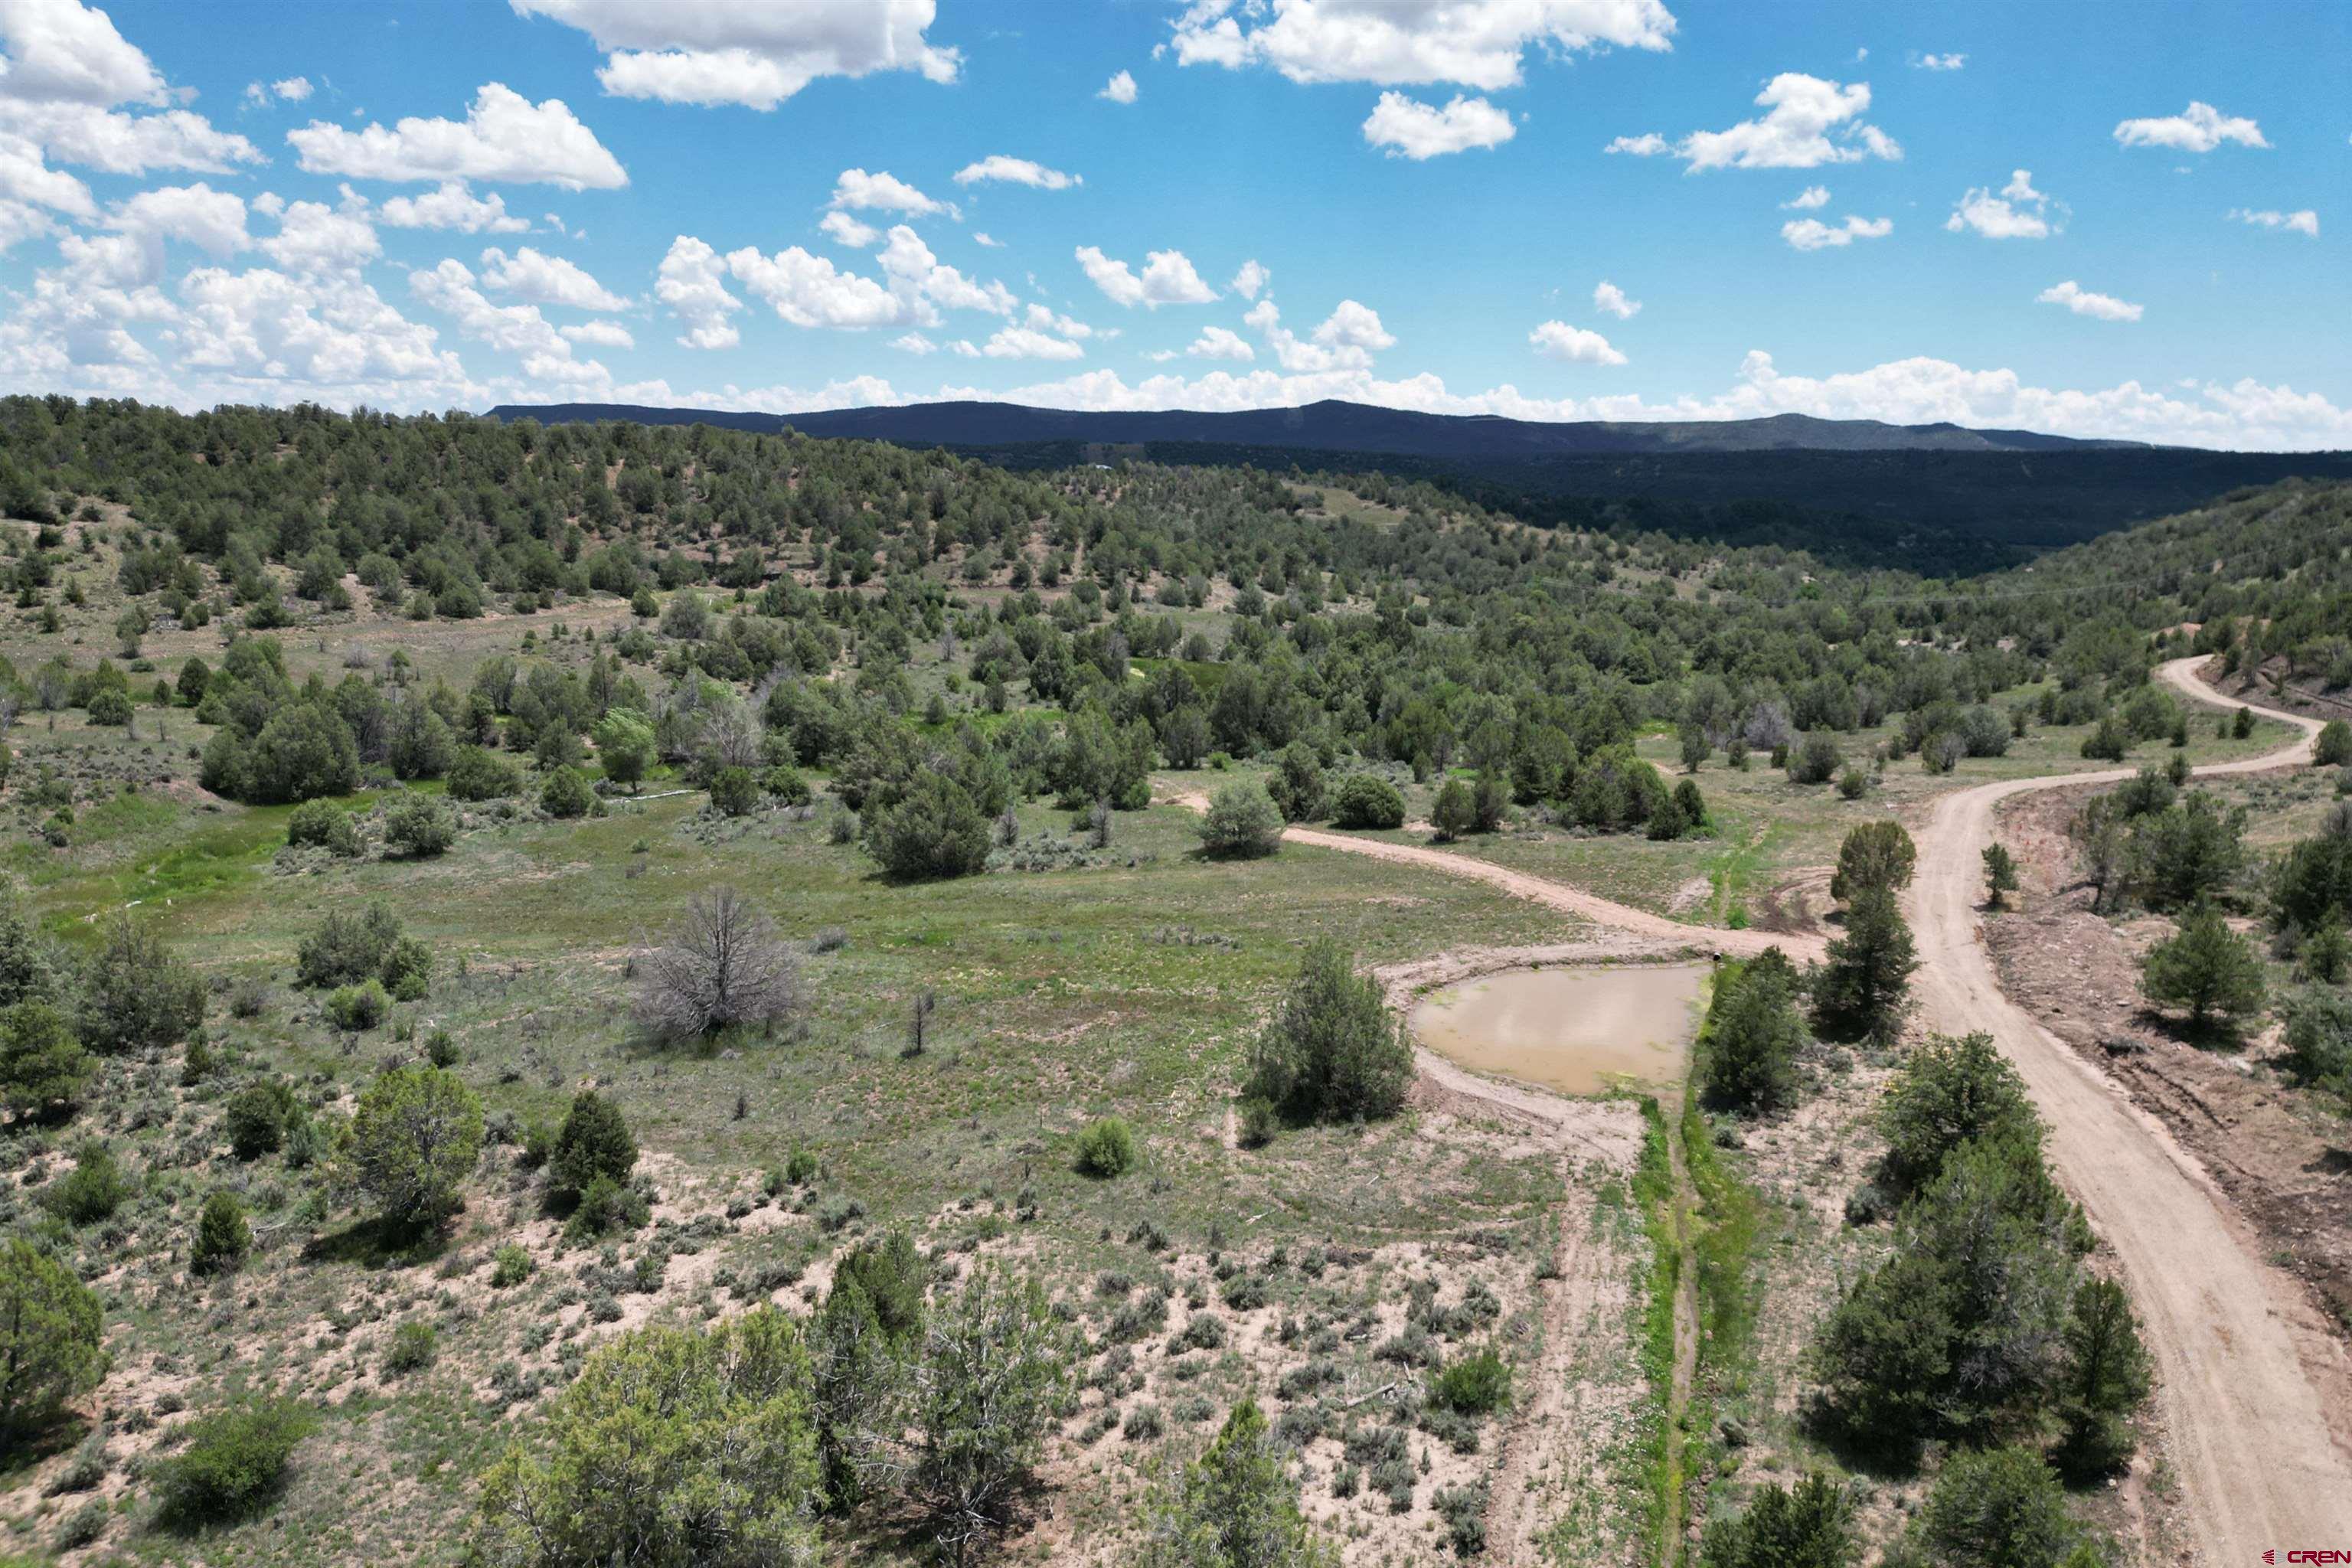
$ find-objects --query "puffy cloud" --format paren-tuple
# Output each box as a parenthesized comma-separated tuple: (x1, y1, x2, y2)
(53, 181, 247, 292)
(890, 332, 936, 354)
(714, 224, 1012, 335)
(1312, 298, 1394, 351)
(510, 0, 961, 111)
(288, 83, 627, 189)
(654, 234, 742, 349)
(1909, 52, 1965, 70)
(2114, 100, 2266, 152)
(828, 167, 948, 216)
(0, 197, 55, 252)
(0, 0, 167, 106)
(0, 127, 95, 218)
(1782, 185, 1828, 209)
(972, 230, 1001, 247)
(1614, 74, 1900, 171)
(1021, 302, 1093, 340)
(0, 2, 257, 177)
(560, 318, 632, 348)
(0, 99, 260, 173)
(270, 76, 312, 102)
(1243, 296, 1390, 372)
(2229, 207, 2318, 237)
(1098, 69, 1137, 103)
(1230, 258, 1267, 299)
(1075, 244, 1217, 308)
(952, 155, 1080, 189)
(1781, 214, 1890, 250)
(979, 324, 1084, 360)
(2037, 279, 2141, 322)
(1185, 325, 1254, 361)
(818, 210, 877, 247)
(1171, 0, 1674, 89)
(1945, 169, 2060, 239)
(876, 224, 1014, 315)
(480, 244, 629, 310)
(1592, 279, 1639, 318)
(1361, 91, 1514, 158)
(726, 243, 903, 330)
(1528, 319, 1626, 364)
(169, 264, 477, 400)
(257, 198, 380, 277)
(377, 181, 531, 234)
(410, 257, 566, 357)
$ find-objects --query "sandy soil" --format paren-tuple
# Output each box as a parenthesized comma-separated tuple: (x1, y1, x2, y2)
(1985, 784, 2352, 1334)
(1908, 657, 2352, 1563)
(1171, 662, 2352, 1561)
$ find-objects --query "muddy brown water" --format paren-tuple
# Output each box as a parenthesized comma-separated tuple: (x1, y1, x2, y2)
(1409, 962, 1709, 1096)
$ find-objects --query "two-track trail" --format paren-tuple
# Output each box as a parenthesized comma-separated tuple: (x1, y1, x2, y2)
(1172, 670, 2352, 1562)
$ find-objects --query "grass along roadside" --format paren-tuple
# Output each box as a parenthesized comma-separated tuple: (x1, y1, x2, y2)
(1629, 962, 1772, 1567)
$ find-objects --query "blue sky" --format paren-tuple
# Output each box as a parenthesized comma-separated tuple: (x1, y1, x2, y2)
(1, 0, 2345, 447)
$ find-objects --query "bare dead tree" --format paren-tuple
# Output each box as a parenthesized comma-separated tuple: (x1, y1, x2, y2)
(634, 887, 798, 1040)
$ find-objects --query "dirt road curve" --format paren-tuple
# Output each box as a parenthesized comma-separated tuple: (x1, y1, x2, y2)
(1911, 657, 2352, 1563)
(1175, 675, 2352, 1560)
(1166, 789, 1822, 962)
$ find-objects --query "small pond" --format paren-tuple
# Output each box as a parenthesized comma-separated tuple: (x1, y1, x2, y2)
(1409, 962, 1709, 1096)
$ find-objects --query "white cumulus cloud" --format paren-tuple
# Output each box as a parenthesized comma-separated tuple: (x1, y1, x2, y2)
(1909, 52, 1965, 70)
(828, 167, 949, 217)
(818, 210, 877, 247)
(952, 155, 1080, 189)
(480, 244, 629, 310)
(1529, 319, 1626, 364)
(1945, 169, 2060, 239)
(1185, 325, 1254, 361)
(288, 83, 627, 189)
(1592, 279, 1639, 318)
(2037, 279, 2141, 322)
(1361, 92, 1514, 158)
(1171, 0, 1675, 89)
(2113, 100, 2266, 152)
(508, 0, 961, 110)
(654, 234, 742, 349)
(1230, 259, 1267, 299)
(1098, 69, 1137, 103)
(1074, 244, 1217, 308)
(1782, 185, 1829, 209)
(1782, 214, 1892, 250)
(377, 181, 531, 234)
(2229, 207, 2318, 237)
(1612, 74, 1899, 171)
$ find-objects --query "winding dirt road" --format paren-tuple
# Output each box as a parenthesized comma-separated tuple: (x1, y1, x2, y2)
(1175, 659, 2352, 1560)
(1911, 658, 2352, 1563)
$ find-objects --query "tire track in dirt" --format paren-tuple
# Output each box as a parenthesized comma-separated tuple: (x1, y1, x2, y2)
(1170, 676, 2352, 1560)
(1909, 657, 2352, 1564)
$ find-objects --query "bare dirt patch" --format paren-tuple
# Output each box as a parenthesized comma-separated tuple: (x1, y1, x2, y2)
(1988, 785, 2352, 1343)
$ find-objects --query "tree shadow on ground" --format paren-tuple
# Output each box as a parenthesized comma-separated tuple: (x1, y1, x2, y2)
(302, 1214, 452, 1270)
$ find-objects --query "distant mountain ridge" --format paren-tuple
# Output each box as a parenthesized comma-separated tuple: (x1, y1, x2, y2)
(485, 397, 2151, 456)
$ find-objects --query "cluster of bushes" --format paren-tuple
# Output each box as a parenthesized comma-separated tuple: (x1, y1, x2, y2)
(475, 1249, 1077, 1568)
(0, 898, 205, 1120)
(296, 903, 432, 1000)
(1820, 1033, 2150, 1478)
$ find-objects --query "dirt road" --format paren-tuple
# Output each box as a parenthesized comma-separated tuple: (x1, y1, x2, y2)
(1174, 678, 2352, 1560)
(1909, 656, 2352, 1563)
(1167, 789, 1821, 962)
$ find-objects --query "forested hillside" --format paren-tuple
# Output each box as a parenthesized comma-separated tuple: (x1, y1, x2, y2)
(0, 396, 2347, 1568)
